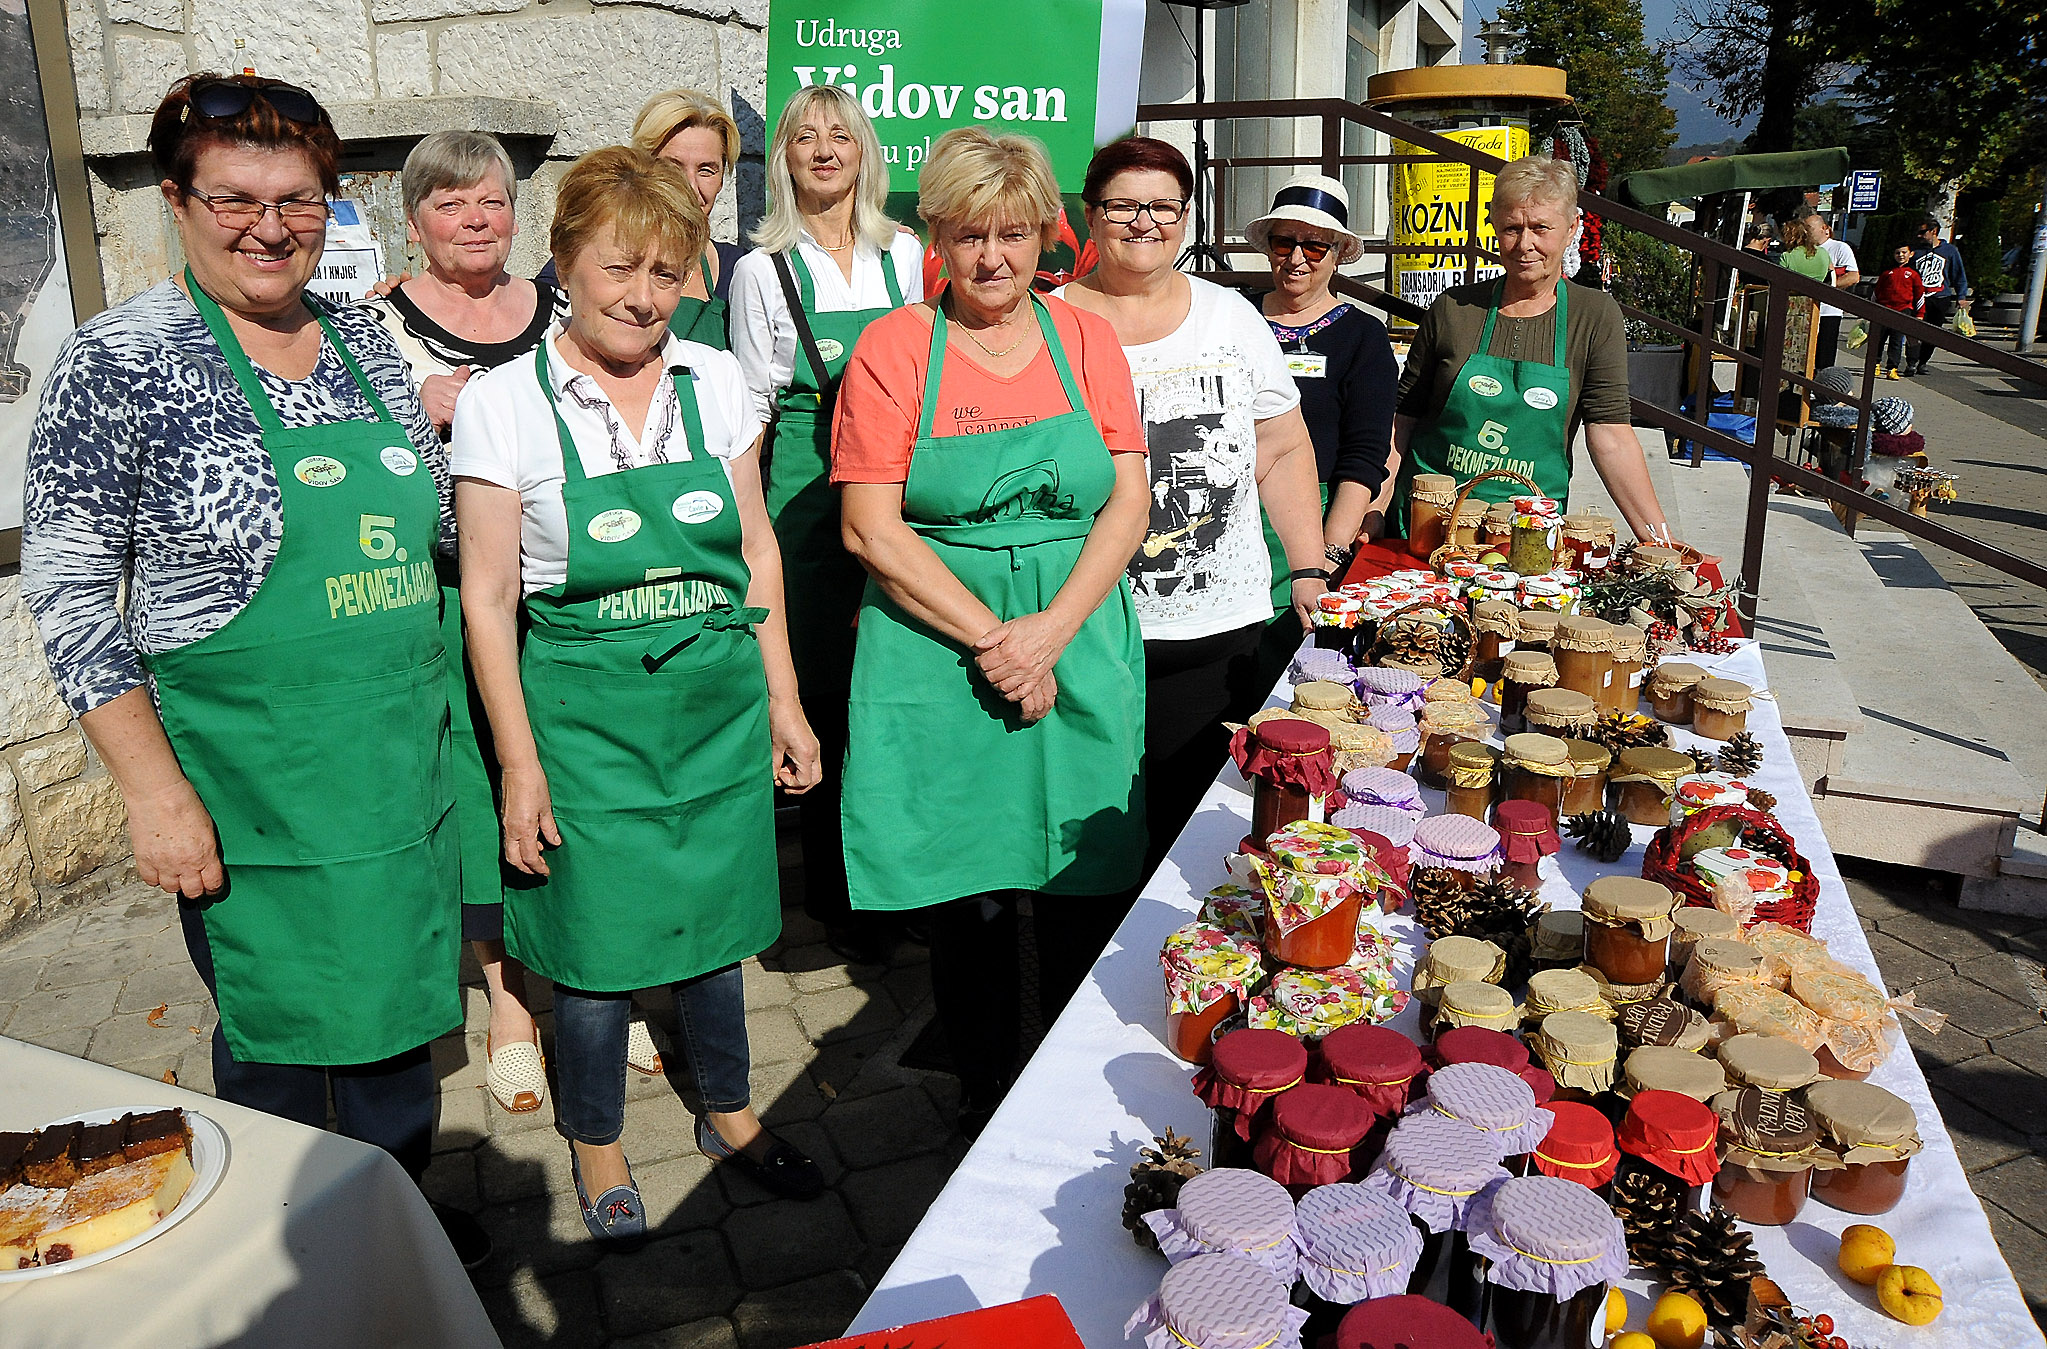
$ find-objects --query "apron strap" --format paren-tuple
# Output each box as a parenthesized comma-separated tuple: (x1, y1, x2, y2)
(1475, 278, 1570, 370)
(1551, 277, 1569, 367)
(918, 295, 1074, 441)
(773, 251, 834, 393)
(880, 248, 905, 308)
(185, 267, 393, 433)
(535, 337, 703, 487)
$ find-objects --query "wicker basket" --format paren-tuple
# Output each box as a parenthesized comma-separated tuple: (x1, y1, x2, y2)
(1366, 599, 1478, 682)
(1425, 467, 1544, 573)
(1640, 803, 1819, 934)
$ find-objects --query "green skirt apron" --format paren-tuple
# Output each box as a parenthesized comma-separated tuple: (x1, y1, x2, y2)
(842, 298, 1146, 910)
(668, 248, 729, 350)
(502, 342, 778, 991)
(148, 272, 460, 1065)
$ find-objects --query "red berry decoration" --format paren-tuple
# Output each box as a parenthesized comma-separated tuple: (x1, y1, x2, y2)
(1811, 1314, 1834, 1336)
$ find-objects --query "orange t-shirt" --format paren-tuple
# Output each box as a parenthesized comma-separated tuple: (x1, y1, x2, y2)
(829, 295, 1147, 484)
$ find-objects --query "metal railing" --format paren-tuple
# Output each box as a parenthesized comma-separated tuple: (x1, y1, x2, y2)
(1137, 97, 2047, 617)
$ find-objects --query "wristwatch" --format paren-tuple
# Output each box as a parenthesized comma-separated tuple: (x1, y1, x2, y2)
(1324, 542, 1353, 568)
(1288, 567, 1332, 583)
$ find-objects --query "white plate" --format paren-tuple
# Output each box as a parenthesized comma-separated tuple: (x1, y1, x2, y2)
(0, 1106, 229, 1282)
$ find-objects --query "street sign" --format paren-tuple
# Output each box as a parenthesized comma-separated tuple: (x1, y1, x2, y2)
(1846, 169, 1882, 213)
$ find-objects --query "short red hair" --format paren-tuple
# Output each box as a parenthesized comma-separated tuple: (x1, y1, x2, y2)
(148, 73, 342, 196)
(1083, 136, 1194, 204)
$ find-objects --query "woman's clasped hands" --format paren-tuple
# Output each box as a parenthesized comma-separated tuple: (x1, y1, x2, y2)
(972, 609, 1075, 723)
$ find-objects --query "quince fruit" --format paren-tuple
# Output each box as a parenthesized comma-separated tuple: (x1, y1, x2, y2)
(1644, 1290, 1707, 1349)
(1612, 1335, 1657, 1349)
(1605, 1287, 1630, 1334)
(1837, 1223, 1896, 1286)
(1877, 1264, 1943, 1325)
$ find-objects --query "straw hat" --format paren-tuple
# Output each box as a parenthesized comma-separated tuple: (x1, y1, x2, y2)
(1244, 173, 1365, 266)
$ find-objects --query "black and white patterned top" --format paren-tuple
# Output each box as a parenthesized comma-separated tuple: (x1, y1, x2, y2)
(21, 280, 449, 717)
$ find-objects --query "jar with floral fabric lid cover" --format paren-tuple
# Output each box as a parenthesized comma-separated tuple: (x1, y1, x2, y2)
(1409, 814, 1503, 879)
(1407, 472, 1459, 558)
(1499, 650, 1558, 733)
(1414, 936, 1507, 1005)
(1411, 1061, 1555, 1168)
(1713, 1086, 1833, 1225)
(1690, 676, 1754, 741)
(1513, 607, 1560, 653)
(1559, 739, 1612, 817)
(1679, 936, 1765, 1008)
(1805, 1079, 1921, 1214)
(1533, 1101, 1619, 1195)
(1335, 1295, 1495, 1349)
(1471, 599, 1521, 680)
(1255, 821, 1397, 968)
(1717, 1032, 1822, 1094)
(1668, 772, 1749, 829)
(1291, 1184, 1426, 1340)
(1603, 624, 1648, 715)
(1144, 1165, 1304, 1282)
(1359, 1112, 1510, 1320)
(1550, 616, 1614, 703)
(1491, 798, 1559, 890)
(1620, 1045, 1729, 1103)
(1125, 1251, 1310, 1349)
(1433, 1025, 1556, 1106)
(1517, 576, 1575, 613)
(1161, 921, 1267, 1065)
(1557, 512, 1617, 574)
(1416, 699, 1490, 789)
(1255, 1082, 1379, 1193)
(1712, 982, 1827, 1054)
(1472, 1174, 1630, 1349)
(1498, 733, 1572, 822)
(1317, 1024, 1429, 1122)
(1669, 906, 1741, 974)
(1582, 876, 1678, 987)
(1616, 1087, 1720, 1212)
(1443, 742, 1501, 822)
(1195, 1027, 1309, 1169)
(1229, 716, 1341, 854)
(1354, 666, 1430, 716)
(1645, 660, 1708, 724)
(1529, 911, 1584, 971)
(1201, 882, 1266, 942)
(1530, 1010, 1620, 1101)
(1616, 996, 1712, 1053)
(1523, 690, 1598, 744)
(1432, 981, 1522, 1039)
(1608, 745, 1696, 826)
(1339, 766, 1424, 819)
(1250, 965, 1405, 1042)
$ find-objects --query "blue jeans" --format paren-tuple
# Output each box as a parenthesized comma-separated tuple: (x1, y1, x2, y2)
(551, 964, 750, 1145)
(1882, 326, 1909, 370)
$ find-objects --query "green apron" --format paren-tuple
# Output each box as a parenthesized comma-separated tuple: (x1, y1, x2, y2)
(841, 298, 1146, 911)
(765, 248, 904, 711)
(150, 271, 459, 1065)
(438, 564, 503, 914)
(668, 249, 728, 350)
(1394, 279, 1573, 534)
(503, 341, 778, 991)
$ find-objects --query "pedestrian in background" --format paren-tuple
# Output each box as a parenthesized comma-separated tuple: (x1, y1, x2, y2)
(1907, 215, 1970, 376)
(1810, 213, 1860, 369)
(1873, 243, 1927, 380)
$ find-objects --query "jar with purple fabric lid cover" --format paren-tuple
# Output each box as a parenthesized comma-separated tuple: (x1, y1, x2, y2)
(1366, 703, 1421, 772)
(1471, 1175, 1628, 1349)
(1124, 1252, 1309, 1349)
(1409, 814, 1503, 882)
(1414, 1061, 1554, 1168)
(1355, 666, 1429, 715)
(1292, 1183, 1426, 1343)
(1291, 645, 1357, 689)
(1143, 1166, 1302, 1283)
(1339, 767, 1424, 819)
(1358, 1113, 1509, 1322)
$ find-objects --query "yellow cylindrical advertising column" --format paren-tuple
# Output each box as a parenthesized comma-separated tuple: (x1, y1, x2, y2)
(1366, 66, 1573, 322)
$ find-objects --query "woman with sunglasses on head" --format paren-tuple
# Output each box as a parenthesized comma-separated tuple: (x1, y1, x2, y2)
(22, 73, 486, 1265)
(728, 84, 924, 965)
(1058, 137, 1327, 872)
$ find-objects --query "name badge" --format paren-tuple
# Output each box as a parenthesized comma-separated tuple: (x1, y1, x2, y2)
(1286, 353, 1329, 379)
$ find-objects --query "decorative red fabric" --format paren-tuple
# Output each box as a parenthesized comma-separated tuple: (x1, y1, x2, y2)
(1254, 1083, 1375, 1188)
(1192, 1028, 1310, 1141)
(1350, 829, 1411, 899)
(1336, 1295, 1498, 1349)
(1229, 720, 1342, 798)
(1618, 1088, 1721, 1185)
(1316, 1024, 1427, 1119)
(1431, 1026, 1529, 1072)
(1493, 799, 1561, 865)
(1533, 1101, 1620, 1187)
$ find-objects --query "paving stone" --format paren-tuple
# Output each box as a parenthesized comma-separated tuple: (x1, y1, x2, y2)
(86, 1005, 207, 1068)
(487, 1077, 567, 1136)
(177, 1039, 216, 1096)
(1999, 925, 2047, 966)
(596, 1227, 741, 1335)
(10, 1024, 92, 1057)
(477, 1117, 580, 1204)
(1876, 910, 2006, 964)
(821, 1086, 947, 1170)
(3, 976, 120, 1040)
(422, 1147, 481, 1210)
(745, 1004, 814, 1068)
(70, 893, 175, 947)
(0, 954, 46, 1003)
(720, 1192, 862, 1289)
(921, 1074, 961, 1124)
(839, 1151, 958, 1247)
(462, 983, 492, 1033)
(732, 1269, 868, 1349)
(1973, 1155, 2047, 1236)
(132, 922, 193, 972)
(1930, 1061, 2047, 1141)
(741, 961, 792, 1012)
(751, 1056, 829, 1128)
(437, 1082, 490, 1151)
(638, 1152, 731, 1233)
(1903, 1016, 1990, 1071)
(1862, 931, 1952, 990)
(1991, 1025, 2047, 1080)
(805, 1030, 909, 1106)
(788, 961, 857, 995)
(1957, 951, 2041, 1001)
(111, 960, 211, 1015)
(881, 964, 931, 1011)
(715, 1118, 845, 1207)
(2, 913, 81, 958)
(475, 1194, 603, 1289)
(1840, 872, 1930, 923)
(609, 1317, 740, 1349)
(792, 984, 899, 1046)
(430, 1029, 488, 1091)
(35, 942, 137, 991)
(1925, 1086, 2029, 1175)
(1981, 1200, 2047, 1324)
(492, 1265, 605, 1349)
(1910, 975, 2040, 1040)
(618, 1091, 708, 1167)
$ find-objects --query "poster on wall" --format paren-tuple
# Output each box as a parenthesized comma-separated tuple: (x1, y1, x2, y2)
(0, 0, 79, 535)
(1388, 124, 1529, 319)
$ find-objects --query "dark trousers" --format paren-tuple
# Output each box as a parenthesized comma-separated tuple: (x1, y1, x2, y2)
(1815, 316, 1843, 371)
(179, 903, 437, 1180)
(1882, 325, 1910, 370)
(793, 696, 863, 928)
(1140, 621, 1269, 874)
(551, 965, 749, 1145)
(1910, 295, 1959, 369)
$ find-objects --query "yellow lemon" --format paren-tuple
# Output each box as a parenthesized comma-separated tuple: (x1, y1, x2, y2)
(1612, 1335, 1658, 1349)
(1605, 1287, 1630, 1334)
(1838, 1223, 1897, 1286)
(1644, 1290, 1708, 1349)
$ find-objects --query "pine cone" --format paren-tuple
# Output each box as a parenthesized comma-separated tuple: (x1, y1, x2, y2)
(1739, 823, 1796, 869)
(1745, 787, 1778, 815)
(1589, 710, 1671, 756)
(1686, 747, 1719, 777)
(1436, 625, 1473, 678)
(1466, 872, 1545, 930)
(1610, 1165, 1685, 1265)
(1410, 867, 1473, 937)
(1656, 1207, 1768, 1332)
(1564, 809, 1634, 864)
(1123, 1130, 1203, 1251)
(1717, 731, 1764, 779)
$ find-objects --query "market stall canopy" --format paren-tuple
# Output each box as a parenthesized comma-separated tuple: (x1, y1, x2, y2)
(1614, 148, 1853, 207)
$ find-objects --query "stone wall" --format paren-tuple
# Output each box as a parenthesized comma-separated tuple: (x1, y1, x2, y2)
(64, 0, 769, 303)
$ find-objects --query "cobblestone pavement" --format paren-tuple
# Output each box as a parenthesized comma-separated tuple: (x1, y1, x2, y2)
(4, 851, 2045, 1341)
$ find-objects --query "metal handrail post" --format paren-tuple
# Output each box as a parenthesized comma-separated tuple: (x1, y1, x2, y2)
(1690, 255, 1721, 469)
(1740, 286, 1791, 625)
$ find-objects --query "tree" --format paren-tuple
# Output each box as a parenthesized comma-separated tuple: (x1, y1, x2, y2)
(1666, 0, 1841, 154)
(1499, 0, 1678, 177)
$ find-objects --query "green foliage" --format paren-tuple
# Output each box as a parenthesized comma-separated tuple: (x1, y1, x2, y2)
(1956, 196, 2010, 297)
(1500, 0, 1677, 177)
(1667, 0, 1840, 152)
(1605, 224, 1695, 343)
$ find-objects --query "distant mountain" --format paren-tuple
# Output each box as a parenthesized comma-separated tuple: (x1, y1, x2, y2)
(1666, 137, 1745, 165)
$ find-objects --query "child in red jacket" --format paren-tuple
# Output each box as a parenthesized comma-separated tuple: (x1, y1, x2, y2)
(1873, 244, 1927, 378)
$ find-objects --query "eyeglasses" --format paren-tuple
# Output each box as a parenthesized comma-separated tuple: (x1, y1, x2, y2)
(181, 78, 327, 127)
(1089, 198, 1187, 225)
(1268, 234, 1334, 262)
(183, 188, 332, 231)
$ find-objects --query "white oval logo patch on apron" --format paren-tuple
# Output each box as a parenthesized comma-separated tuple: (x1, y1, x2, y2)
(293, 455, 347, 488)
(816, 338, 845, 362)
(1523, 386, 1560, 410)
(381, 445, 419, 476)
(1467, 375, 1503, 398)
(673, 490, 725, 525)
(587, 508, 642, 543)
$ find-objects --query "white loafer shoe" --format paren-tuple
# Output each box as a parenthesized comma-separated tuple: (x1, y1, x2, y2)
(485, 1034, 547, 1113)
(626, 1015, 664, 1076)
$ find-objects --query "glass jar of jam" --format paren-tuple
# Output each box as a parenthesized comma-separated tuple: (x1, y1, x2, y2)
(1621, 1045, 1730, 1105)
(1531, 1010, 1619, 1099)
(1528, 911, 1584, 971)
(1293, 1186, 1425, 1345)
(1533, 1100, 1619, 1195)
(1805, 1079, 1920, 1216)
(1319, 1023, 1428, 1128)
(1557, 512, 1617, 574)
(1254, 1082, 1377, 1194)
(1582, 876, 1677, 987)
(1336, 1296, 1496, 1348)
(1410, 813, 1503, 878)
(1416, 936, 1507, 1005)
(1604, 624, 1648, 715)
(1267, 892, 1364, 970)
(1718, 1032, 1822, 1094)
(1482, 501, 1515, 553)
(1259, 820, 1385, 970)
(1513, 608, 1559, 655)
(1498, 651, 1558, 733)
(1360, 1113, 1509, 1325)
(1431, 980, 1520, 1040)
(1443, 743, 1500, 821)
(1645, 660, 1708, 724)
(1137, 1252, 1299, 1349)
(1712, 1087, 1822, 1226)
(1499, 733, 1571, 821)
(1416, 700, 1489, 790)
(1524, 688, 1598, 743)
(1668, 905, 1740, 976)
(1550, 615, 1615, 703)
(1679, 937, 1765, 1010)
(1448, 498, 1487, 547)
(1491, 797, 1559, 891)
(1617, 996, 1712, 1054)
(1193, 1027, 1308, 1170)
(1616, 1087, 1720, 1212)
(1629, 544, 1687, 575)
(1560, 739, 1612, 817)
(1471, 599, 1520, 680)
(1506, 499, 1561, 576)
(1150, 1167, 1302, 1279)
(1690, 677, 1754, 741)
(1231, 715, 1338, 852)
(1608, 746, 1696, 826)
(1161, 921, 1265, 1065)
(1474, 1176, 1627, 1349)
(1407, 472, 1459, 559)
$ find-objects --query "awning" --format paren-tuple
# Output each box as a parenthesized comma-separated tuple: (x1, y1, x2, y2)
(1614, 148, 1854, 207)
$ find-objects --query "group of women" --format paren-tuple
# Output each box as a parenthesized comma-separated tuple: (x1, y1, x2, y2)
(21, 67, 1668, 1261)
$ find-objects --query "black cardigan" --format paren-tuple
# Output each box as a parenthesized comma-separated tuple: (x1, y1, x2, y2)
(1265, 303, 1399, 494)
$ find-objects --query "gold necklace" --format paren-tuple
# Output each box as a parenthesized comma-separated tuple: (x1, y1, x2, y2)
(949, 298, 1032, 359)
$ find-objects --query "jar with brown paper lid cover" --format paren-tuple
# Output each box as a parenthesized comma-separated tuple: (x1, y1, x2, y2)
(1408, 472, 1458, 559)
(1524, 688, 1598, 741)
(1513, 607, 1559, 653)
(1443, 742, 1500, 821)
(1604, 624, 1648, 714)
(1621, 1045, 1729, 1103)
(1718, 1032, 1822, 1093)
(1472, 600, 1520, 680)
(1629, 544, 1686, 574)
(1449, 494, 1488, 546)
(1560, 739, 1611, 816)
(1690, 677, 1754, 741)
(1482, 501, 1515, 552)
(1550, 616, 1615, 703)
(1581, 877, 1677, 987)
(1608, 746, 1696, 826)
(1432, 980, 1520, 1038)
(1417, 698, 1489, 790)
(1531, 1010, 1620, 1100)
(1669, 906, 1741, 974)
(1713, 1087, 1828, 1225)
(1529, 911, 1584, 971)
(1645, 661, 1707, 724)
(1499, 650, 1558, 733)
(1499, 734, 1572, 821)
(1805, 1079, 1920, 1215)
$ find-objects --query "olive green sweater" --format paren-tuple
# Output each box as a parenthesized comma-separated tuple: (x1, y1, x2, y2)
(1395, 279, 1634, 432)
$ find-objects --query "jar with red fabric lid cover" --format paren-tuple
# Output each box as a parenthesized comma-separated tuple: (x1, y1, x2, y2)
(1254, 1082, 1377, 1195)
(1616, 1088, 1718, 1213)
(1230, 717, 1339, 853)
(1194, 1028, 1309, 1170)
(1532, 1101, 1618, 1196)
(1336, 1294, 1496, 1348)
(1433, 1026, 1556, 1106)
(1490, 799, 1559, 890)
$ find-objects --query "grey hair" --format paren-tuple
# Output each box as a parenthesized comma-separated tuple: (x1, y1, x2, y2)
(751, 84, 898, 253)
(402, 130, 517, 221)
(1488, 154, 1579, 218)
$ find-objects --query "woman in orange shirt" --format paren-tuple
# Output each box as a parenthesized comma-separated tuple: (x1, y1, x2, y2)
(832, 129, 1150, 1136)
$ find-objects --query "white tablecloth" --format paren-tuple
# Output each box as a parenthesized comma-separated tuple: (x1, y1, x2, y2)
(850, 642, 2044, 1347)
(0, 1038, 500, 1348)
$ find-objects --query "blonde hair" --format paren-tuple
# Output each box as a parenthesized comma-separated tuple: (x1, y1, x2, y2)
(752, 84, 897, 253)
(1489, 154, 1579, 217)
(918, 128, 1062, 248)
(550, 145, 708, 274)
(402, 131, 517, 220)
(631, 89, 741, 168)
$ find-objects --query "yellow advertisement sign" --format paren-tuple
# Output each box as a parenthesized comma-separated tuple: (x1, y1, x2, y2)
(1389, 124, 1529, 320)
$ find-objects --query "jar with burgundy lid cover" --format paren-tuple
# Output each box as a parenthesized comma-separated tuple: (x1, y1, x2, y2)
(1359, 1112, 1509, 1322)
(1582, 876, 1677, 987)
(1291, 1184, 1426, 1344)
(1433, 1024, 1556, 1105)
(1529, 911, 1584, 972)
(1142, 1165, 1303, 1282)
(1195, 1028, 1309, 1170)
(1407, 472, 1458, 558)
(1160, 921, 1266, 1065)
(1318, 1024, 1428, 1118)
(1529, 1011, 1619, 1103)
(1255, 1082, 1378, 1195)
(1616, 996, 1712, 1054)
(1690, 677, 1754, 740)
(1550, 616, 1615, 704)
(1417, 699, 1490, 790)
(1499, 650, 1558, 733)
(1533, 1101, 1618, 1197)
(1669, 906, 1741, 975)
(1608, 745, 1696, 826)
(1620, 1045, 1729, 1104)
(1645, 661, 1708, 724)
(1472, 1174, 1629, 1349)
(1491, 798, 1559, 890)
(1616, 1087, 1720, 1212)
(1559, 739, 1612, 817)
(1413, 1061, 1555, 1172)
(1472, 599, 1520, 680)
(1229, 716, 1340, 853)
(1603, 624, 1648, 715)
(1805, 1079, 1921, 1215)
(1713, 1086, 1830, 1225)
(1443, 742, 1501, 821)
(1125, 1251, 1309, 1349)
(1336, 1295, 1496, 1348)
